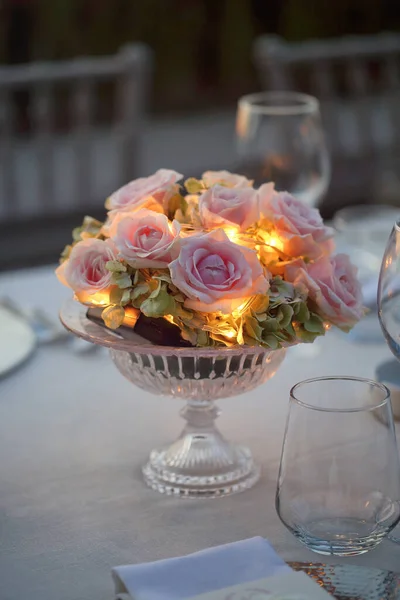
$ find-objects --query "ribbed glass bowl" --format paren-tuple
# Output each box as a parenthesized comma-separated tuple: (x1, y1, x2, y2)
(60, 299, 286, 498)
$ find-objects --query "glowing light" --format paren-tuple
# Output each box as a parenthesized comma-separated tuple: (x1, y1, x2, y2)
(231, 300, 250, 320)
(224, 227, 240, 243)
(257, 229, 284, 252)
(123, 307, 140, 328)
(164, 314, 176, 325)
(75, 290, 110, 306)
(224, 329, 236, 339)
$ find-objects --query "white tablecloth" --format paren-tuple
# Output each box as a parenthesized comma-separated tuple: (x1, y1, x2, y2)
(0, 265, 399, 600)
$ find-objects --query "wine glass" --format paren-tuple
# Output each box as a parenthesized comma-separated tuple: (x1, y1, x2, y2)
(377, 219, 400, 542)
(276, 376, 400, 556)
(236, 91, 330, 207)
(378, 220, 400, 359)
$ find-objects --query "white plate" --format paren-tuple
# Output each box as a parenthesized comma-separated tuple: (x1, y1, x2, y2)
(0, 305, 36, 378)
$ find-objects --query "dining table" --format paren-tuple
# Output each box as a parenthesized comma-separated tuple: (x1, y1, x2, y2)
(0, 264, 400, 600)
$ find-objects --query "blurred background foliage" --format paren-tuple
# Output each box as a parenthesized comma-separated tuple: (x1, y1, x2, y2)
(1, 0, 400, 114)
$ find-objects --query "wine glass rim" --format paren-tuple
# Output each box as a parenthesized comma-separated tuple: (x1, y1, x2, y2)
(290, 375, 390, 412)
(238, 91, 319, 115)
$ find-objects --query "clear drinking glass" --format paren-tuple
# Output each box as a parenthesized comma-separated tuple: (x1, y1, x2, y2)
(236, 91, 330, 207)
(276, 376, 400, 556)
(378, 220, 400, 542)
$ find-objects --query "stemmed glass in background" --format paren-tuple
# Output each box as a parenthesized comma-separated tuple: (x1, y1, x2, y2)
(333, 205, 400, 342)
(378, 220, 400, 360)
(236, 91, 330, 208)
(236, 91, 330, 357)
(378, 219, 400, 543)
(276, 376, 400, 556)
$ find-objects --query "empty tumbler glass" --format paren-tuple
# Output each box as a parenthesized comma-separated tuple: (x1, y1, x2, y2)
(276, 376, 400, 556)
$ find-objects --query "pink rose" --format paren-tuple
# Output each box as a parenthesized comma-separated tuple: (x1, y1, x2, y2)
(111, 209, 180, 268)
(202, 170, 253, 189)
(56, 238, 116, 294)
(199, 184, 259, 231)
(106, 169, 183, 213)
(169, 229, 269, 314)
(259, 185, 334, 259)
(284, 254, 364, 329)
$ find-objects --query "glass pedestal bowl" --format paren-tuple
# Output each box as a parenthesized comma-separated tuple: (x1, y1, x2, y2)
(60, 299, 286, 498)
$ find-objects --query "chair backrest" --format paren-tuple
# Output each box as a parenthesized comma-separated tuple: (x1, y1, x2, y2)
(253, 32, 400, 159)
(0, 43, 152, 225)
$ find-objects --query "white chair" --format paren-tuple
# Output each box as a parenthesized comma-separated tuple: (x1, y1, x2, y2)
(0, 44, 152, 269)
(253, 32, 400, 214)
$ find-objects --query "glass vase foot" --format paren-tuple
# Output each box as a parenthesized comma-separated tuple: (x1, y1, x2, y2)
(142, 432, 260, 498)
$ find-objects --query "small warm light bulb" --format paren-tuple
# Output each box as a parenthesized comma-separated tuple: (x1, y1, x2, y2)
(224, 227, 240, 243)
(76, 290, 110, 306)
(224, 329, 236, 339)
(268, 235, 282, 249)
(256, 228, 284, 251)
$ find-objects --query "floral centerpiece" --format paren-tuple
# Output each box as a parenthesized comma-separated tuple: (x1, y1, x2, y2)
(57, 168, 365, 497)
(57, 169, 363, 349)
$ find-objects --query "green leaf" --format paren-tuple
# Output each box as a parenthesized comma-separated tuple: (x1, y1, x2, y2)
(277, 304, 293, 328)
(101, 305, 125, 329)
(184, 177, 203, 194)
(166, 193, 184, 219)
(112, 272, 132, 289)
(293, 323, 319, 343)
(262, 334, 280, 350)
(251, 294, 269, 314)
(262, 317, 279, 332)
(284, 321, 296, 337)
(82, 215, 103, 234)
(72, 226, 83, 242)
(131, 282, 150, 300)
(243, 335, 260, 347)
(106, 260, 127, 273)
(180, 195, 188, 216)
(109, 287, 123, 305)
(304, 314, 325, 334)
(173, 292, 186, 303)
(141, 288, 176, 317)
(196, 330, 209, 347)
(148, 279, 162, 299)
(294, 301, 310, 323)
(270, 277, 296, 303)
(174, 303, 193, 320)
(244, 315, 263, 341)
(154, 273, 172, 284)
(121, 289, 131, 305)
(133, 269, 140, 285)
(254, 312, 267, 322)
(181, 326, 198, 346)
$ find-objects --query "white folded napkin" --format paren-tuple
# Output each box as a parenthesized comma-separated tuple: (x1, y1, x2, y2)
(112, 537, 291, 600)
